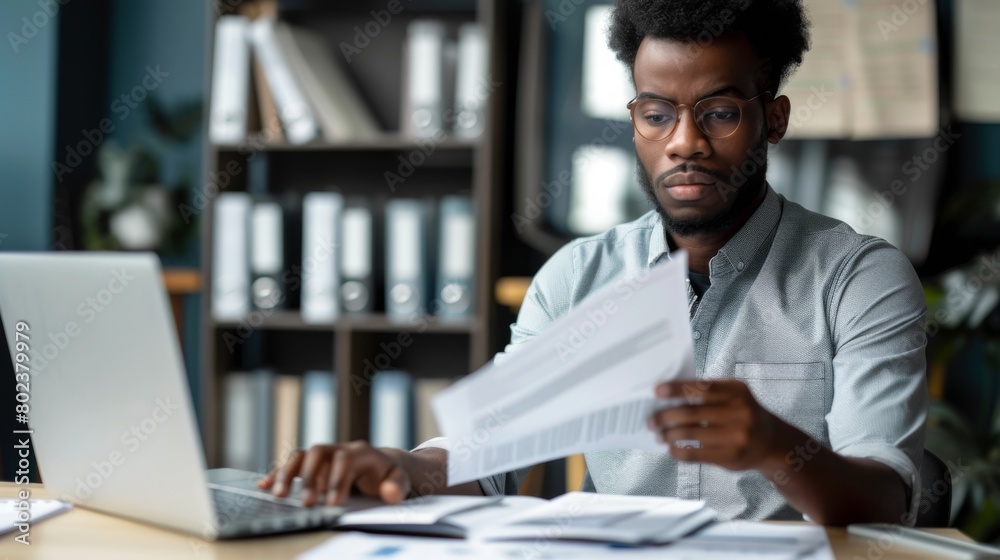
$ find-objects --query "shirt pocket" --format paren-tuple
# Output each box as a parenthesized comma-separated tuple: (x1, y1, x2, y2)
(734, 362, 827, 442)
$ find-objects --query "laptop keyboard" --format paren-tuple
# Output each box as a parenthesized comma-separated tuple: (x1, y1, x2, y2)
(210, 487, 305, 521)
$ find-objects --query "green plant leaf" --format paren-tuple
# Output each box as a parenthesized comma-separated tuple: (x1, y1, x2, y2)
(961, 494, 1000, 543)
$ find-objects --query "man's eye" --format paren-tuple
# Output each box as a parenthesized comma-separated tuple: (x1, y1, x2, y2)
(703, 109, 738, 121)
(643, 113, 674, 126)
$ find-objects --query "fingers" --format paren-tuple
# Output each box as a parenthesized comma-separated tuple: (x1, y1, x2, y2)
(653, 379, 747, 404)
(267, 441, 411, 506)
(312, 461, 333, 503)
(270, 449, 307, 498)
(257, 466, 279, 489)
(325, 442, 408, 506)
(379, 465, 410, 504)
(649, 404, 746, 431)
(657, 425, 736, 448)
(298, 445, 336, 506)
(328, 448, 351, 505)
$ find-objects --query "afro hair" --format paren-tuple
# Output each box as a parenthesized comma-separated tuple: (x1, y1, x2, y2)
(608, 0, 810, 94)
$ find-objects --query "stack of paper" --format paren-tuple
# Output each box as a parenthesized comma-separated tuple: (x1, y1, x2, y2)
(298, 521, 834, 559)
(332, 492, 715, 545)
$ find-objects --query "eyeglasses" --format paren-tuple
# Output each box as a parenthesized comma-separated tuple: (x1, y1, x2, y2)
(627, 91, 771, 141)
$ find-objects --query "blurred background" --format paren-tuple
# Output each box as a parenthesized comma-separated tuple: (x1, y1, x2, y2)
(0, 0, 997, 541)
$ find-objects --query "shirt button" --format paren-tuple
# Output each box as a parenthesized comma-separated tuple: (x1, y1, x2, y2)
(692, 331, 702, 340)
(737, 261, 745, 271)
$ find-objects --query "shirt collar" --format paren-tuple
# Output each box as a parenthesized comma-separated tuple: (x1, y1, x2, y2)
(646, 185, 783, 275)
(647, 213, 670, 267)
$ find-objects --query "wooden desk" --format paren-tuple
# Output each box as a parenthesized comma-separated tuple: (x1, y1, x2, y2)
(0, 484, 972, 559)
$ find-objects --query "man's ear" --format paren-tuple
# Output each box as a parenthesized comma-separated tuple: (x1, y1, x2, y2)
(766, 94, 791, 144)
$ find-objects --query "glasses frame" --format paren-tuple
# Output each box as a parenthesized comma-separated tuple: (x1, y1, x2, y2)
(627, 90, 772, 141)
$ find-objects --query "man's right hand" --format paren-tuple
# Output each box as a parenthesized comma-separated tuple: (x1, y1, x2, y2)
(257, 441, 411, 507)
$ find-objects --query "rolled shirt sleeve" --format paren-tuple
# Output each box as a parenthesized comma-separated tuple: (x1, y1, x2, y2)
(826, 239, 928, 525)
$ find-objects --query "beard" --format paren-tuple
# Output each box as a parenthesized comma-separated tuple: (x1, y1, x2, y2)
(636, 136, 769, 237)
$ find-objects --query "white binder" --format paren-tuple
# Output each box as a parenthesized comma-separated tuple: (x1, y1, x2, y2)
(250, 201, 285, 311)
(248, 18, 318, 145)
(370, 370, 414, 450)
(209, 15, 250, 144)
(453, 23, 489, 139)
(223, 369, 274, 473)
(385, 199, 431, 319)
(435, 196, 475, 319)
(301, 192, 343, 323)
(212, 193, 251, 320)
(273, 22, 380, 141)
(223, 371, 254, 470)
(402, 20, 446, 139)
(340, 203, 374, 314)
(301, 370, 337, 449)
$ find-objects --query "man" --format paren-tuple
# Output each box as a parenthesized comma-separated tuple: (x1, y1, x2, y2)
(260, 0, 928, 526)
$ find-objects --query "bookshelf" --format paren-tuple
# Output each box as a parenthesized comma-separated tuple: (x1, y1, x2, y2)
(198, 0, 508, 467)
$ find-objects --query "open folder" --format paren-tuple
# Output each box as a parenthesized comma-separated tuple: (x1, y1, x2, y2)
(334, 493, 716, 545)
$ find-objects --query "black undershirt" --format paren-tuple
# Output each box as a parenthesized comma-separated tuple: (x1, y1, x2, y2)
(688, 270, 711, 298)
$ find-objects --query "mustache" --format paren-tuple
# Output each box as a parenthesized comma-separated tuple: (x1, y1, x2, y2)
(654, 164, 729, 186)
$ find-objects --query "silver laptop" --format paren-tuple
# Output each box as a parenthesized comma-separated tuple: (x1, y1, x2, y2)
(0, 252, 367, 539)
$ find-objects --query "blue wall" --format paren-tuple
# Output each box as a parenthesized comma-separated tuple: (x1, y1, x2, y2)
(0, 0, 58, 251)
(106, 0, 206, 268)
(105, 0, 207, 410)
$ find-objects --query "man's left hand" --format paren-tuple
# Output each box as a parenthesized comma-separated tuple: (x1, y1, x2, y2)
(649, 379, 787, 471)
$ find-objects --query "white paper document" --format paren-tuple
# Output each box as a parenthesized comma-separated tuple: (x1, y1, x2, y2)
(299, 522, 833, 560)
(432, 251, 695, 485)
(0, 499, 72, 535)
(334, 495, 545, 538)
(684, 521, 834, 560)
(471, 492, 716, 545)
(954, 0, 1000, 122)
(782, 0, 938, 139)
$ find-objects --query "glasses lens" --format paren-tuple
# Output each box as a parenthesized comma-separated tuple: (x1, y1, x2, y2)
(633, 99, 677, 140)
(695, 98, 742, 138)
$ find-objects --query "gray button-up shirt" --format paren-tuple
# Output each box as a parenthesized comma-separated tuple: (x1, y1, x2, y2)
(421, 186, 928, 521)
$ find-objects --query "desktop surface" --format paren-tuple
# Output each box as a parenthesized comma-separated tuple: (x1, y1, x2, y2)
(0, 483, 971, 559)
